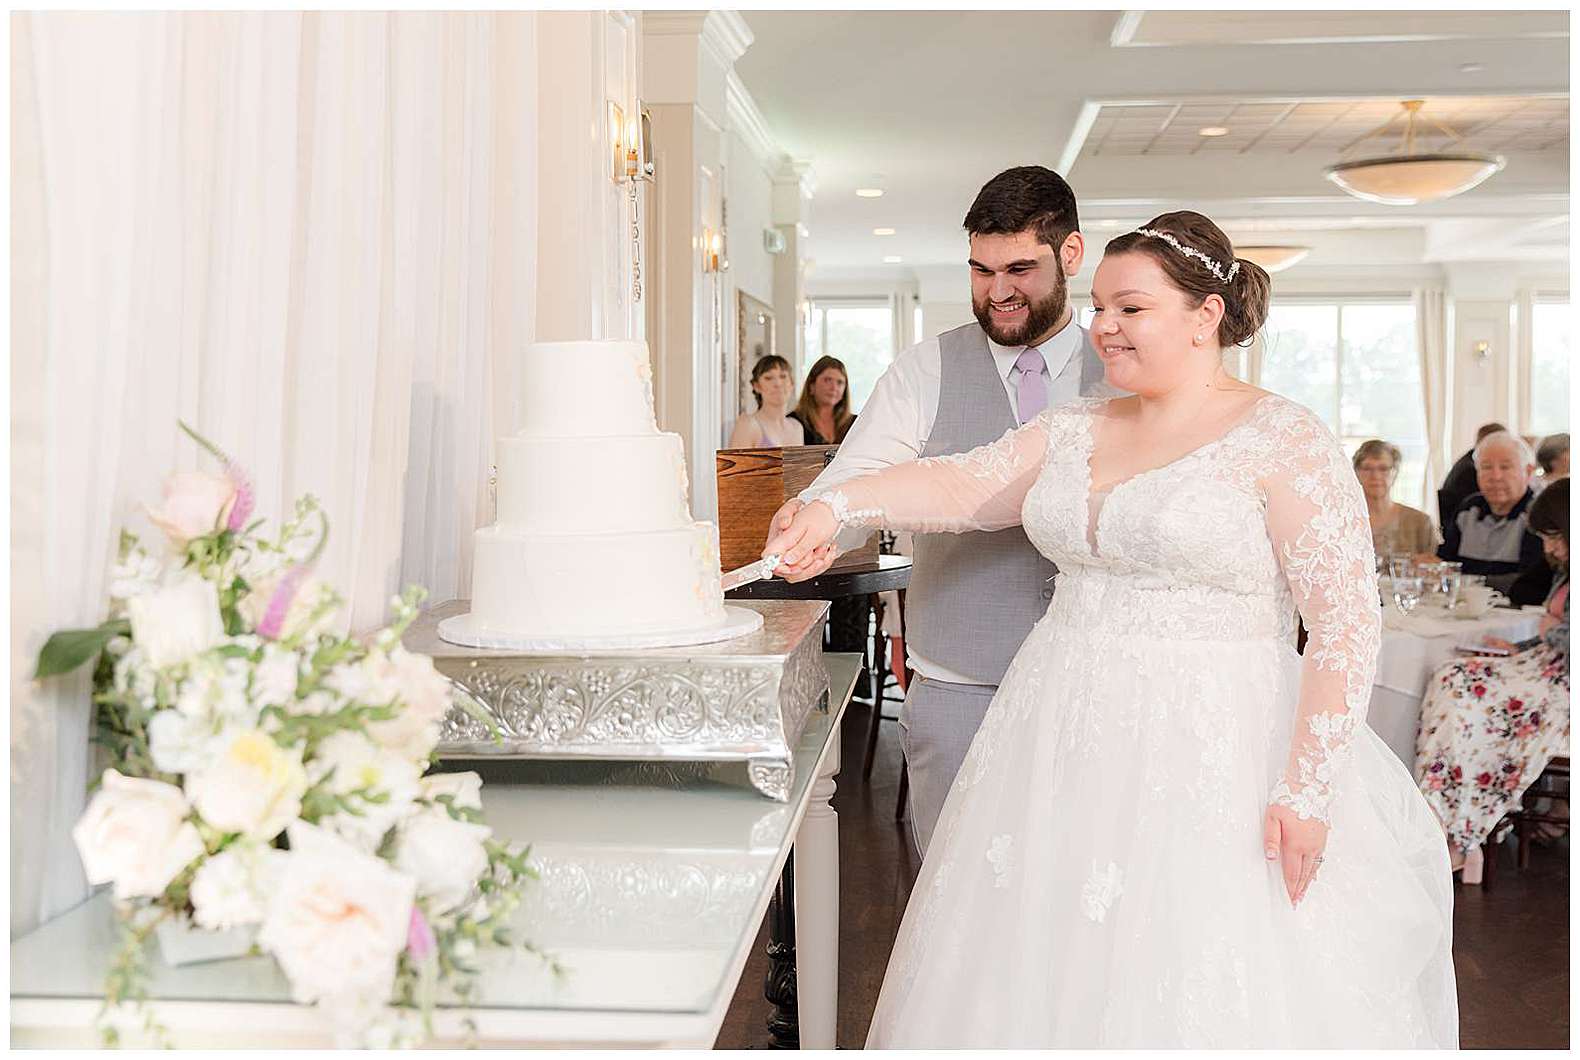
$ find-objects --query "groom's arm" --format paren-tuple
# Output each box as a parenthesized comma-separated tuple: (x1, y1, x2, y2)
(795, 337, 940, 555)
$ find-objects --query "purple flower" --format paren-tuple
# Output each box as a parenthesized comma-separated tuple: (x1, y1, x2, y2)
(257, 566, 309, 640)
(406, 904, 436, 962)
(225, 463, 255, 532)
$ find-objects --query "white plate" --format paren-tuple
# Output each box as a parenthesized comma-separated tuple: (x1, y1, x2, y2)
(436, 604, 764, 653)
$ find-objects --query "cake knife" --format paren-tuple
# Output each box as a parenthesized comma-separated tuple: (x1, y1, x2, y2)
(720, 553, 782, 592)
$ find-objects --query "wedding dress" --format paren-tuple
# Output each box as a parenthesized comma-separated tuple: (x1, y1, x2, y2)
(821, 394, 1457, 1048)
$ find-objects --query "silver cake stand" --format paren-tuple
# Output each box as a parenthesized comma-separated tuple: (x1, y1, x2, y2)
(405, 599, 831, 801)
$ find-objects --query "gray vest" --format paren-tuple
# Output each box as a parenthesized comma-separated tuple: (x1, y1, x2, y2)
(905, 322, 1108, 685)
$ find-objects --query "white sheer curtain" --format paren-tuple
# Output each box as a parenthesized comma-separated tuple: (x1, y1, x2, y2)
(11, 11, 538, 936)
(1414, 287, 1450, 517)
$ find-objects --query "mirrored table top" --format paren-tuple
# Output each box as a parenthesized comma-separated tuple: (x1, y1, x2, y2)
(11, 655, 861, 1026)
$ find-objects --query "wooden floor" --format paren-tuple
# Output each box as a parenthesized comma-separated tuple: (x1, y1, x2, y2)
(716, 696, 1571, 1050)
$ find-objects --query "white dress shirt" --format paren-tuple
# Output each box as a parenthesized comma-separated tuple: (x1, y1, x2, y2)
(800, 317, 1091, 684)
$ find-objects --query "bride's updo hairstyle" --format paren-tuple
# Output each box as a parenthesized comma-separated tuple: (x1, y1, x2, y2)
(1104, 211, 1271, 348)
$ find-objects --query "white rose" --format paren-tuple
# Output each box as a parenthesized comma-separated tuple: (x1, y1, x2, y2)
(126, 572, 225, 670)
(394, 807, 491, 913)
(189, 843, 284, 930)
(363, 648, 456, 759)
(420, 771, 483, 811)
(236, 572, 338, 642)
(185, 730, 307, 841)
(258, 820, 415, 1007)
(147, 708, 220, 775)
(310, 731, 422, 851)
(251, 645, 301, 706)
(72, 770, 205, 900)
(145, 470, 237, 551)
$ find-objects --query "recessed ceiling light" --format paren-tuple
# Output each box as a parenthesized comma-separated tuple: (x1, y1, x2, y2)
(873, 227, 896, 236)
(1096, 219, 1122, 227)
(1198, 126, 1229, 137)
(1460, 62, 1485, 74)
(856, 188, 885, 198)
(883, 255, 903, 264)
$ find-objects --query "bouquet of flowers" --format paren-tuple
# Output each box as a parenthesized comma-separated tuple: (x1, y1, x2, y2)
(36, 424, 550, 1047)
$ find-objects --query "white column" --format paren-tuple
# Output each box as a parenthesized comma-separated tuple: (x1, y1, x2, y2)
(793, 728, 840, 1050)
(642, 11, 751, 520)
(771, 161, 814, 375)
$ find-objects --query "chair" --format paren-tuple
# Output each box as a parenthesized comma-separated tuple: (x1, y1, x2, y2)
(1479, 755, 1569, 890)
(1512, 755, 1570, 869)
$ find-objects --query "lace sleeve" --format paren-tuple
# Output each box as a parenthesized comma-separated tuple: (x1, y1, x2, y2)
(811, 409, 1054, 534)
(1262, 405, 1382, 824)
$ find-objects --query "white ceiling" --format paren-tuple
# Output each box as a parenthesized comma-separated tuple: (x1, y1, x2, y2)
(732, 10, 1570, 282)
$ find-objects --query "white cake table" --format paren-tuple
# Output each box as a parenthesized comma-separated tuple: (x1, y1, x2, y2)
(1368, 606, 1545, 773)
(9, 656, 862, 1049)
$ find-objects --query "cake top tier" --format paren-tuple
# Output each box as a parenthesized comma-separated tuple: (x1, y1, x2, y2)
(518, 340, 658, 437)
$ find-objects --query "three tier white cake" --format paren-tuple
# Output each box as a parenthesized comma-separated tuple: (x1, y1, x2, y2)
(461, 339, 731, 643)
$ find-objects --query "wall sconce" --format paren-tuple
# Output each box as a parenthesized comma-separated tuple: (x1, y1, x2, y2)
(1472, 340, 1491, 363)
(702, 227, 727, 274)
(608, 101, 654, 185)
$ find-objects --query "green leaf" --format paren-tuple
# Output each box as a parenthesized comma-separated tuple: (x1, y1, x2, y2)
(34, 620, 130, 679)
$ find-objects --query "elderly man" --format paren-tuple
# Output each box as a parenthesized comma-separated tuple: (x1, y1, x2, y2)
(1439, 430, 1554, 606)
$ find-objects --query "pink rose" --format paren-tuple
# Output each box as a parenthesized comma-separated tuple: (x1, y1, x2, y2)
(146, 471, 237, 550)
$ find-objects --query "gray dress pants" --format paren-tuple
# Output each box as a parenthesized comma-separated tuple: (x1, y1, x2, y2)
(897, 676, 997, 859)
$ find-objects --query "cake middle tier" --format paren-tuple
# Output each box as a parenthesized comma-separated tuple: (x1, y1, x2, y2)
(496, 433, 691, 532)
(469, 522, 727, 637)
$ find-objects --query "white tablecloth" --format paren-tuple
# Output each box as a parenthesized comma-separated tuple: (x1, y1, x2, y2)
(1368, 605, 1545, 773)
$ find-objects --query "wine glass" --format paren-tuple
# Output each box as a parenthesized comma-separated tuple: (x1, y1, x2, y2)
(1391, 575, 1425, 616)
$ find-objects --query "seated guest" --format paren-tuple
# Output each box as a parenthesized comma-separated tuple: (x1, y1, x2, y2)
(1353, 439, 1438, 563)
(1416, 478, 1569, 884)
(1438, 421, 1508, 526)
(1535, 431, 1570, 487)
(727, 354, 805, 448)
(789, 355, 858, 446)
(1438, 429, 1554, 606)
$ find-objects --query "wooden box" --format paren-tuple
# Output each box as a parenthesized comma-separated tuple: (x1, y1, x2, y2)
(715, 445, 881, 572)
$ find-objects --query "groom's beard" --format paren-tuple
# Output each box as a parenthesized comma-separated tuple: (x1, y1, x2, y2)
(973, 272, 1068, 347)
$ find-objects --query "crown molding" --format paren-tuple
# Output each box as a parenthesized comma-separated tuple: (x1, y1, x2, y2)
(726, 70, 781, 169)
(701, 10, 754, 68)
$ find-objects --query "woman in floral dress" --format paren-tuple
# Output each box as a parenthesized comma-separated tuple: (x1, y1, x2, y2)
(1416, 478, 1570, 882)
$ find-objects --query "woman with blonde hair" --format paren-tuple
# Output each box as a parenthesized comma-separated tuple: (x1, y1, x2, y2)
(1353, 439, 1438, 562)
(790, 355, 858, 445)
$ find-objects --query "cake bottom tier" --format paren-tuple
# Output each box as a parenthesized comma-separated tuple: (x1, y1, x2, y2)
(469, 522, 727, 637)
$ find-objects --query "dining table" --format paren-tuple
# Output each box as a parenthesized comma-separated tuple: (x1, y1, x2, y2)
(1368, 603, 1546, 773)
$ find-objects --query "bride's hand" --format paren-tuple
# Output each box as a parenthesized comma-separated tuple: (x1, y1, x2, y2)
(763, 499, 839, 581)
(1263, 803, 1329, 908)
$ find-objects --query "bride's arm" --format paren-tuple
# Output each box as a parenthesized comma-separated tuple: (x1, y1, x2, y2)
(1260, 405, 1381, 900)
(762, 410, 1054, 561)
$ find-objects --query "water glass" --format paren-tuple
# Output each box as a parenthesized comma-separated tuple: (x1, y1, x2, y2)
(1387, 555, 1416, 581)
(1441, 569, 1462, 610)
(1391, 575, 1425, 616)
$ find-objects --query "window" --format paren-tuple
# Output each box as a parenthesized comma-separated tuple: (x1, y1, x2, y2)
(1261, 301, 1427, 506)
(804, 299, 895, 413)
(1530, 297, 1570, 435)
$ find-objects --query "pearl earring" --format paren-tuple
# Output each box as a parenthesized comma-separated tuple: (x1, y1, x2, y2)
(1193, 334, 1203, 345)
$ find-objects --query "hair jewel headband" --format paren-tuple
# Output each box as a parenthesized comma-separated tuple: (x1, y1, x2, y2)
(1133, 228, 1240, 284)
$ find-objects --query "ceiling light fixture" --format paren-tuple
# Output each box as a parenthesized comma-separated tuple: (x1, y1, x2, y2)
(873, 227, 896, 236)
(856, 188, 885, 198)
(1234, 245, 1311, 273)
(1324, 100, 1504, 206)
(883, 255, 903, 264)
(1198, 126, 1229, 137)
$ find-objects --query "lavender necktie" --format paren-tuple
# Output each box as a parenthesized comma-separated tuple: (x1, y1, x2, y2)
(1014, 346, 1048, 424)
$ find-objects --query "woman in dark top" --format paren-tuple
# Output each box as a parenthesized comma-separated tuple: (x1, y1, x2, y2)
(1416, 478, 1570, 884)
(789, 356, 856, 446)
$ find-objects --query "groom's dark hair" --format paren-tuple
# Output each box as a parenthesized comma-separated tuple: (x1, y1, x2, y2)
(962, 166, 1080, 251)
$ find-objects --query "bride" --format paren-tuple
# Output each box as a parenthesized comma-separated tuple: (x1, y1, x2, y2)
(764, 211, 1458, 1048)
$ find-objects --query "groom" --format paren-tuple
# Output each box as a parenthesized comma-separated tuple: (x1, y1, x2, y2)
(772, 165, 1117, 856)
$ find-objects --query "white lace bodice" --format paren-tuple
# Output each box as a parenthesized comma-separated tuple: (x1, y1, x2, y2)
(815, 394, 1382, 824)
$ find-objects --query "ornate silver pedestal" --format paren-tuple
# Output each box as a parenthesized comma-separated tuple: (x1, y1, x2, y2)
(405, 599, 831, 801)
